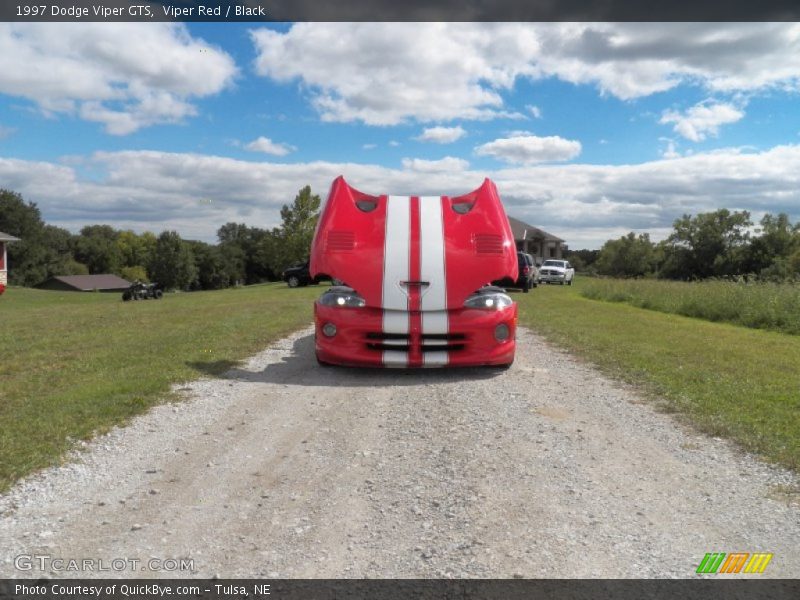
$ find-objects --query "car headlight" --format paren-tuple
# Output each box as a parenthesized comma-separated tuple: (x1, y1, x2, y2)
(319, 287, 366, 308)
(463, 290, 513, 310)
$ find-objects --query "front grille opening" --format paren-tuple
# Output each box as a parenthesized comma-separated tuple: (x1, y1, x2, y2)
(366, 332, 410, 340)
(421, 333, 466, 341)
(365, 332, 467, 353)
(422, 344, 465, 352)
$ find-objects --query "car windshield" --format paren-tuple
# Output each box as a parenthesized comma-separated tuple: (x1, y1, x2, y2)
(543, 260, 566, 268)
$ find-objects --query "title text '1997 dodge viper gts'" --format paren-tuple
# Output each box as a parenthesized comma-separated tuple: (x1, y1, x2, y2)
(310, 176, 518, 368)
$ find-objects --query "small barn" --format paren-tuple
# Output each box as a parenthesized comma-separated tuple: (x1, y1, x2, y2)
(36, 274, 131, 293)
(0, 230, 20, 293)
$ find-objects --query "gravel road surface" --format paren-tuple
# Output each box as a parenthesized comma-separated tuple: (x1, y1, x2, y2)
(2, 326, 798, 578)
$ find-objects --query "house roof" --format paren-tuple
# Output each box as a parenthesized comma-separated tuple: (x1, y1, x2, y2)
(43, 274, 131, 291)
(507, 217, 565, 243)
(0, 231, 20, 242)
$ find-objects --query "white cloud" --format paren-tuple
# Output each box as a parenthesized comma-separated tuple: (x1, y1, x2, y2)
(250, 23, 800, 124)
(0, 23, 237, 134)
(401, 157, 470, 172)
(527, 105, 542, 118)
(362, 143, 377, 150)
(0, 124, 15, 139)
(249, 23, 529, 125)
(389, 140, 400, 147)
(415, 126, 467, 144)
(660, 138, 681, 159)
(660, 101, 745, 142)
(3, 144, 800, 249)
(244, 136, 295, 156)
(476, 134, 582, 165)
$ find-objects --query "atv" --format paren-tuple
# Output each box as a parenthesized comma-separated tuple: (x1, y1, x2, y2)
(122, 281, 163, 301)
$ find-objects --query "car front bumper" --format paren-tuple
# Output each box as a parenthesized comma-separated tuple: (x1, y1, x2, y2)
(314, 302, 517, 367)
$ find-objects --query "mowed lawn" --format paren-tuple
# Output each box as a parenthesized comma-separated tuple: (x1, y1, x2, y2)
(0, 284, 320, 492)
(517, 280, 800, 470)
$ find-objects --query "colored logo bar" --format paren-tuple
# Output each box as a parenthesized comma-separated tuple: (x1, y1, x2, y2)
(696, 552, 773, 574)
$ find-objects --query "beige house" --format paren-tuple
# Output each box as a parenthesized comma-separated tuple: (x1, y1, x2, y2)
(507, 217, 566, 263)
(0, 231, 20, 287)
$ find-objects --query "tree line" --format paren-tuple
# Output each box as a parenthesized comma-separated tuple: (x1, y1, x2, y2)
(0, 186, 321, 290)
(4, 186, 797, 288)
(567, 209, 800, 281)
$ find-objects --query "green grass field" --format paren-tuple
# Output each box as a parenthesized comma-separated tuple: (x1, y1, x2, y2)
(518, 280, 800, 470)
(2, 278, 799, 492)
(0, 284, 321, 492)
(581, 277, 800, 335)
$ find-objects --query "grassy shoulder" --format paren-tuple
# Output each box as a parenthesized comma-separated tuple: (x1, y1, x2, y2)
(0, 283, 320, 492)
(581, 277, 800, 335)
(518, 279, 800, 470)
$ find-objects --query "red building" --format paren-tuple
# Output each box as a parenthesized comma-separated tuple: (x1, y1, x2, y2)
(0, 231, 20, 295)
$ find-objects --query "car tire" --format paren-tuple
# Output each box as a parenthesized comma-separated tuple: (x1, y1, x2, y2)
(567, 279, 573, 286)
(287, 275, 300, 288)
(154, 289, 163, 299)
(122, 292, 131, 301)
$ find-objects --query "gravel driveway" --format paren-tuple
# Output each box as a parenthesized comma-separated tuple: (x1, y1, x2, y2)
(1, 326, 798, 578)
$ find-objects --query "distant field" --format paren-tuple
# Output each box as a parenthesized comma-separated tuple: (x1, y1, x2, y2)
(0, 284, 321, 492)
(518, 280, 800, 470)
(581, 278, 800, 335)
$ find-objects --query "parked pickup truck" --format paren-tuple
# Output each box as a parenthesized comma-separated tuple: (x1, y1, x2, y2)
(538, 259, 575, 285)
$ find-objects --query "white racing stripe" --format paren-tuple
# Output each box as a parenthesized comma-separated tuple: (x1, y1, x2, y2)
(419, 196, 449, 366)
(382, 195, 410, 365)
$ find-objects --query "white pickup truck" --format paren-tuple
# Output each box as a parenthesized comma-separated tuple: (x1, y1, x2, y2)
(537, 259, 575, 285)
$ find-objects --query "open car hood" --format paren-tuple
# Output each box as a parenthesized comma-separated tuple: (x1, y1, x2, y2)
(310, 176, 518, 309)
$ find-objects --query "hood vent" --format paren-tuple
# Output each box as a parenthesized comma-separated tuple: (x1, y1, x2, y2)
(474, 233, 503, 255)
(326, 230, 355, 252)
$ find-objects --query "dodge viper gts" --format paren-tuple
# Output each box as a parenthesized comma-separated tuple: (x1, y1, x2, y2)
(310, 176, 518, 368)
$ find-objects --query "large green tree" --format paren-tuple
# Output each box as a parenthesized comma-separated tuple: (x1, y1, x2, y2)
(217, 223, 272, 284)
(0, 190, 55, 285)
(659, 209, 752, 279)
(596, 232, 655, 278)
(149, 231, 197, 290)
(267, 185, 321, 273)
(743, 213, 799, 278)
(74, 225, 122, 275)
(188, 240, 239, 290)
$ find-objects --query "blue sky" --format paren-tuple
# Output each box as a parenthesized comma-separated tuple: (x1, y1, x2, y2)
(1, 22, 800, 248)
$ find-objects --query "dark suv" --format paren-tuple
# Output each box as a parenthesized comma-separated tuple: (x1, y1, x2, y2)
(282, 261, 315, 287)
(282, 261, 334, 287)
(516, 252, 538, 292)
(493, 252, 538, 292)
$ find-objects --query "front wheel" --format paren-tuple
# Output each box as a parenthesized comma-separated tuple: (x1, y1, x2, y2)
(287, 275, 300, 288)
(567, 279, 573, 286)
(154, 289, 163, 299)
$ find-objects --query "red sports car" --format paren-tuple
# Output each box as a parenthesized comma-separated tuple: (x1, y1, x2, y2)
(310, 176, 518, 368)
